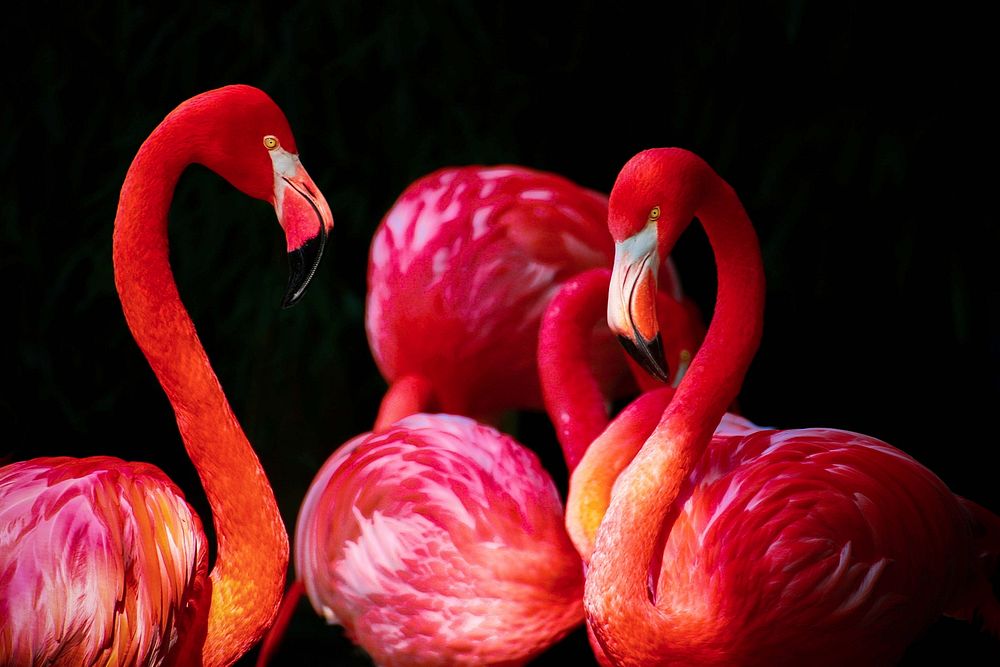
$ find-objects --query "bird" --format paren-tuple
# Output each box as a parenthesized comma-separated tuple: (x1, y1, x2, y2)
(292, 412, 585, 665)
(0, 84, 334, 667)
(537, 266, 756, 666)
(568, 147, 1000, 666)
(366, 164, 701, 429)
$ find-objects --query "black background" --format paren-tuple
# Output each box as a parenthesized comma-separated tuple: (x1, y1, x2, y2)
(3, 2, 998, 664)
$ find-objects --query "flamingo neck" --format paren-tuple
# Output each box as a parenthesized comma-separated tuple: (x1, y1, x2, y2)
(586, 168, 765, 664)
(112, 113, 288, 666)
(538, 268, 616, 472)
(543, 269, 694, 562)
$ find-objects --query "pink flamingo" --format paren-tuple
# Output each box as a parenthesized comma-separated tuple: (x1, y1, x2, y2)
(0, 85, 334, 666)
(366, 164, 700, 429)
(293, 412, 585, 665)
(538, 267, 756, 666)
(566, 147, 999, 665)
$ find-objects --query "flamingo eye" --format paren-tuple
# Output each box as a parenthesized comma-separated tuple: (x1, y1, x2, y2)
(648, 206, 661, 222)
(263, 135, 280, 150)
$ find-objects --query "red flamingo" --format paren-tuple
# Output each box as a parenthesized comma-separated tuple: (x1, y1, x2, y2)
(569, 147, 1000, 665)
(367, 164, 699, 429)
(293, 412, 585, 665)
(0, 85, 334, 666)
(538, 267, 756, 666)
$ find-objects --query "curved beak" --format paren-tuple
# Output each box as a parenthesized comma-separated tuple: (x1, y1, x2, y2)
(608, 223, 670, 383)
(272, 154, 335, 308)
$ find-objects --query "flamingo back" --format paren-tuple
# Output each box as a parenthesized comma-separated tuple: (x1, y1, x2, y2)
(0, 456, 208, 666)
(295, 413, 584, 666)
(649, 428, 978, 665)
(367, 166, 652, 418)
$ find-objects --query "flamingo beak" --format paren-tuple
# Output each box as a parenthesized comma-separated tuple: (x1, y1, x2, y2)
(608, 223, 670, 383)
(271, 150, 334, 308)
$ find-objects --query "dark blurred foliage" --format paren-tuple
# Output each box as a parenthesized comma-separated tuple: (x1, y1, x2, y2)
(2, 1, 998, 664)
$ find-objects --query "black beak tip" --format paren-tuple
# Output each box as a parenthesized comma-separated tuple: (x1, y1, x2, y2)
(617, 332, 671, 384)
(280, 285, 305, 309)
(281, 227, 327, 309)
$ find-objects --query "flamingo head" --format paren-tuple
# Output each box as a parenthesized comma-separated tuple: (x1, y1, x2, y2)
(606, 148, 708, 382)
(184, 85, 335, 308)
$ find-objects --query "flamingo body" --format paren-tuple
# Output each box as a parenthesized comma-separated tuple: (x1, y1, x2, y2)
(596, 427, 978, 666)
(367, 165, 685, 421)
(0, 457, 208, 665)
(295, 413, 584, 665)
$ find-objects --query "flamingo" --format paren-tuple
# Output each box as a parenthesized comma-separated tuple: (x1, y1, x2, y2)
(537, 267, 757, 666)
(366, 164, 701, 429)
(0, 85, 334, 666)
(560, 147, 1000, 665)
(292, 412, 585, 665)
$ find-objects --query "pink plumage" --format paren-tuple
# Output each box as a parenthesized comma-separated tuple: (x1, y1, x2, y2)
(366, 165, 685, 422)
(294, 413, 584, 665)
(0, 457, 208, 665)
(648, 427, 982, 664)
(575, 406, 998, 665)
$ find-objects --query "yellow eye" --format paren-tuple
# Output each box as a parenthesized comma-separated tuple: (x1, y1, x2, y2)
(263, 135, 280, 150)
(648, 206, 661, 221)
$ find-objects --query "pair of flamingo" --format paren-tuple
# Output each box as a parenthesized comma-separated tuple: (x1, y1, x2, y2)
(1, 86, 997, 666)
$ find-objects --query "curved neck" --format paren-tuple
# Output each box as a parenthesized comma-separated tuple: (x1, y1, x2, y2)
(538, 268, 617, 471)
(586, 167, 765, 663)
(113, 114, 288, 666)
(541, 267, 698, 564)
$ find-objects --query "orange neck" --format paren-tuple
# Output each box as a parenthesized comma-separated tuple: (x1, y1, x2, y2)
(585, 156, 765, 664)
(113, 110, 288, 667)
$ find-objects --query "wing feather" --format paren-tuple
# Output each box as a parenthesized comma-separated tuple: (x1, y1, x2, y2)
(657, 428, 977, 663)
(0, 456, 208, 666)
